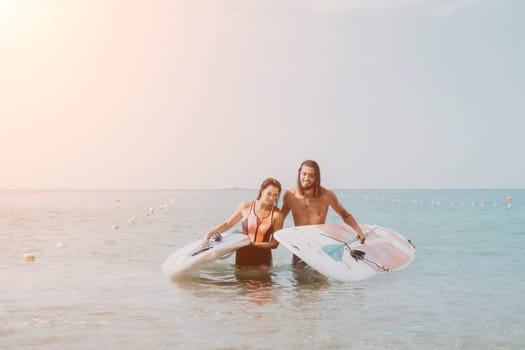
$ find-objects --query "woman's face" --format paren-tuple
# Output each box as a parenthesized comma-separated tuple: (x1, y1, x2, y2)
(260, 185, 280, 205)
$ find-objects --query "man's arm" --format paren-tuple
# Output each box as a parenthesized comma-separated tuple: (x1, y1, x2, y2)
(328, 191, 366, 244)
(280, 191, 291, 221)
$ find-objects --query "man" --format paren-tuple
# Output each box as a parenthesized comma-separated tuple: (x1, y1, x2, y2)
(280, 160, 366, 266)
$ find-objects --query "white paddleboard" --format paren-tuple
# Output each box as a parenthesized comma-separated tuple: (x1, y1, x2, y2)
(161, 230, 250, 279)
(274, 224, 416, 282)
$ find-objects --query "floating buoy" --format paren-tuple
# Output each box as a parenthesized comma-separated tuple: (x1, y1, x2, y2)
(23, 253, 35, 262)
(506, 196, 513, 202)
(115, 197, 121, 203)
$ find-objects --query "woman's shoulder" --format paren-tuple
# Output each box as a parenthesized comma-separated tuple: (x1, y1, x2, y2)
(272, 206, 284, 217)
(237, 200, 254, 209)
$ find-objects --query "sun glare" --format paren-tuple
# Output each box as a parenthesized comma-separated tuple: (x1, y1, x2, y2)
(1, 0, 31, 32)
(0, 0, 61, 61)
(0, 0, 55, 36)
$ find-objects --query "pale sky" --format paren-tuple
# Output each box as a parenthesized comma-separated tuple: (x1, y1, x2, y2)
(1, 0, 524, 189)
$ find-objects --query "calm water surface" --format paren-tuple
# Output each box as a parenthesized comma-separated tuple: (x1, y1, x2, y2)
(1, 189, 524, 349)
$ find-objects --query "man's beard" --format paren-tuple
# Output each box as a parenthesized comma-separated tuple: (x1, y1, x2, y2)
(299, 181, 314, 191)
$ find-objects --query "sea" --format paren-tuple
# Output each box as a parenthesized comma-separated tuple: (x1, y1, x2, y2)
(1, 189, 523, 350)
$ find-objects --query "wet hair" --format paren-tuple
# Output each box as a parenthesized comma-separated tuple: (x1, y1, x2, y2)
(257, 177, 282, 206)
(297, 160, 321, 198)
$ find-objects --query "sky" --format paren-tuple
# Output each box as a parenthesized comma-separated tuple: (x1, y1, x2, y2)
(1, 0, 524, 190)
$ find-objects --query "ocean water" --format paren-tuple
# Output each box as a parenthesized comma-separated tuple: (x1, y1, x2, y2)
(1, 189, 523, 349)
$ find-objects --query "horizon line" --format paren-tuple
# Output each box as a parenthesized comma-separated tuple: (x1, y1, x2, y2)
(0, 187, 523, 191)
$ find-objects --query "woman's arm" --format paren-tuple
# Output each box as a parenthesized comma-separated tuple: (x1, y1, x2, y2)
(201, 201, 246, 243)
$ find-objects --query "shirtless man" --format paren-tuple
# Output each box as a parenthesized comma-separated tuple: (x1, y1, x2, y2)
(280, 160, 366, 266)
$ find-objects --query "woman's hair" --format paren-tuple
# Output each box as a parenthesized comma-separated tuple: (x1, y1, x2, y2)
(257, 177, 282, 206)
(297, 160, 321, 198)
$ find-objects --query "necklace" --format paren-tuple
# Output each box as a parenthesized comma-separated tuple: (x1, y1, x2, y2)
(255, 201, 272, 219)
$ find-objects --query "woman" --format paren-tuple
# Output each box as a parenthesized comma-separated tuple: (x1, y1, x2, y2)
(202, 178, 283, 267)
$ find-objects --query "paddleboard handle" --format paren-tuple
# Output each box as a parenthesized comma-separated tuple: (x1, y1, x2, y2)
(190, 232, 222, 256)
(211, 232, 223, 242)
